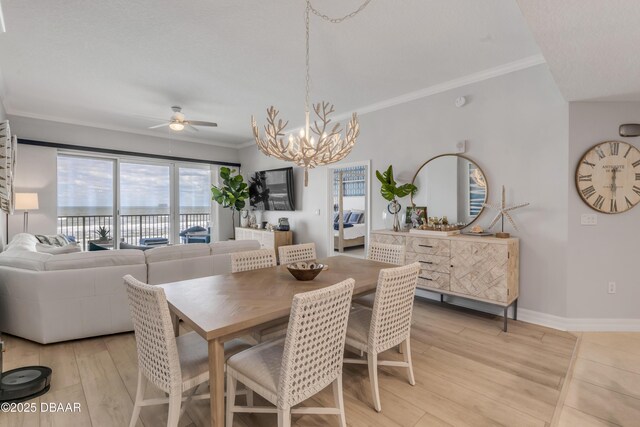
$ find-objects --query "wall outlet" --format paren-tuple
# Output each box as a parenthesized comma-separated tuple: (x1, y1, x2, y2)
(314, 209, 320, 216)
(608, 282, 616, 294)
(581, 214, 597, 225)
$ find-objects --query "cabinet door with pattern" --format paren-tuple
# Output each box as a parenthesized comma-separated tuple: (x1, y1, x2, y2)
(370, 233, 405, 246)
(450, 241, 509, 303)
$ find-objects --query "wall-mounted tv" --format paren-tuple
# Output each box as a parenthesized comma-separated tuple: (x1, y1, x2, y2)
(249, 167, 295, 211)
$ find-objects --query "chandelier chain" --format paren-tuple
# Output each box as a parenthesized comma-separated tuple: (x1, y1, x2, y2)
(309, 0, 373, 23)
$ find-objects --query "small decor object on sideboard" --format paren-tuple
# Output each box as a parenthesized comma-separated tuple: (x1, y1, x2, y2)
(376, 165, 417, 232)
(406, 205, 427, 228)
(483, 185, 529, 238)
(575, 140, 640, 214)
(277, 217, 290, 231)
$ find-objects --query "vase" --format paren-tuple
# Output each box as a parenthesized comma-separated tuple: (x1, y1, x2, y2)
(387, 200, 402, 232)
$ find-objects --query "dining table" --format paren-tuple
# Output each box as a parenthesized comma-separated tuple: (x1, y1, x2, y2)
(157, 255, 392, 427)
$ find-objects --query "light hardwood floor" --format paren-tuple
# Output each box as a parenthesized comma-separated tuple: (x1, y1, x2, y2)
(555, 332, 640, 427)
(1, 299, 578, 427)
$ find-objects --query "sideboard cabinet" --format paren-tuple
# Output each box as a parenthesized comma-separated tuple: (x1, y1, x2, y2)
(371, 230, 519, 331)
(235, 227, 293, 263)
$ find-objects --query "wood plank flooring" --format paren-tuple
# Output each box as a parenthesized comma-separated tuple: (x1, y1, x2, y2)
(555, 332, 640, 427)
(0, 299, 578, 427)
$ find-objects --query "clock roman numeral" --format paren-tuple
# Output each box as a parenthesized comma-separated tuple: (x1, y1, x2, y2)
(610, 142, 620, 155)
(634, 185, 640, 197)
(624, 145, 633, 158)
(593, 195, 605, 210)
(595, 146, 606, 159)
(610, 199, 617, 213)
(581, 186, 596, 199)
(626, 196, 634, 208)
(633, 160, 640, 168)
(583, 160, 596, 168)
(578, 174, 592, 182)
(636, 173, 640, 180)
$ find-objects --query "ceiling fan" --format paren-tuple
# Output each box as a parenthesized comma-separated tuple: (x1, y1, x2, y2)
(148, 106, 217, 132)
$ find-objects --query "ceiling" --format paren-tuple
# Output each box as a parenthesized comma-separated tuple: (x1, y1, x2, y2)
(0, 0, 542, 147)
(517, 0, 640, 102)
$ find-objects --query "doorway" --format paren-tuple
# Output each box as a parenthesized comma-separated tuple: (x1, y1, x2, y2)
(326, 161, 371, 259)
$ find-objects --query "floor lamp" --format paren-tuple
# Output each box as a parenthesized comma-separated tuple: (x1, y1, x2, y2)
(15, 193, 39, 233)
(1, 192, 51, 403)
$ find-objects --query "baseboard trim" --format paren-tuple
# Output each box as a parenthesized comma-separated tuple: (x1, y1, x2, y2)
(509, 309, 640, 332)
(415, 289, 640, 332)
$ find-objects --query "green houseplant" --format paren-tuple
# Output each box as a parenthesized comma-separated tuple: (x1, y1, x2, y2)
(211, 167, 250, 239)
(376, 165, 417, 232)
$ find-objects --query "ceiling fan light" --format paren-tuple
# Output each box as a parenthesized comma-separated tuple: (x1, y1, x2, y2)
(169, 122, 185, 131)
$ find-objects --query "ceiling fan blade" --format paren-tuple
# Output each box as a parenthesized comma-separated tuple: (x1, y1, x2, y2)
(185, 123, 199, 133)
(148, 123, 170, 129)
(187, 120, 218, 127)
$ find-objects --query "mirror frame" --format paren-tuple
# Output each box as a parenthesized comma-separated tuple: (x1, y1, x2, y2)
(410, 153, 489, 228)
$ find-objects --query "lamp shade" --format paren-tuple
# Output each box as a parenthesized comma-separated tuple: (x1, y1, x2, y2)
(15, 193, 39, 210)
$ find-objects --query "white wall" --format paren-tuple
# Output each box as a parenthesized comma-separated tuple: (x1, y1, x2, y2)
(6, 116, 241, 242)
(240, 64, 569, 317)
(567, 102, 640, 319)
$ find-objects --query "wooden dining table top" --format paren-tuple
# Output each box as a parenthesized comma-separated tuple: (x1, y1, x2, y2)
(158, 255, 390, 341)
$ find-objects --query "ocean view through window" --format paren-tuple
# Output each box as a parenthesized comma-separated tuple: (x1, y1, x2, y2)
(57, 154, 212, 249)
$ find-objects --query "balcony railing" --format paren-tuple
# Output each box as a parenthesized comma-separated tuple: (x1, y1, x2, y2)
(57, 213, 210, 250)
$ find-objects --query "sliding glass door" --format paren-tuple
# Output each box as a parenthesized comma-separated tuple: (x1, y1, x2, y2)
(57, 155, 116, 250)
(57, 153, 213, 248)
(119, 161, 171, 245)
(178, 165, 212, 242)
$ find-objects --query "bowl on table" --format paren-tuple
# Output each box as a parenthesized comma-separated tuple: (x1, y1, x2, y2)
(286, 261, 325, 281)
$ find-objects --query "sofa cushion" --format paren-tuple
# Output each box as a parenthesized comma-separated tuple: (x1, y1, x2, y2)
(0, 250, 51, 271)
(4, 233, 39, 253)
(44, 250, 146, 271)
(144, 243, 211, 263)
(210, 240, 261, 255)
(36, 242, 81, 255)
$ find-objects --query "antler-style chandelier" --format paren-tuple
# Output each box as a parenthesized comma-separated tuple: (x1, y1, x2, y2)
(252, 0, 372, 186)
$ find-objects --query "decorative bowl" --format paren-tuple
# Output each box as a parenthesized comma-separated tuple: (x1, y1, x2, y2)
(286, 261, 325, 281)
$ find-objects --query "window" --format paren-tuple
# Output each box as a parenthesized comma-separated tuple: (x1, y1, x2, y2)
(57, 154, 212, 249)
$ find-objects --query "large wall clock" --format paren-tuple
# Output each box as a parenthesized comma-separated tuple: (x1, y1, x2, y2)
(576, 140, 640, 213)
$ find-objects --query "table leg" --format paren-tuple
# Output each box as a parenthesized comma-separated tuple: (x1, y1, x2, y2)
(171, 313, 180, 337)
(209, 339, 225, 427)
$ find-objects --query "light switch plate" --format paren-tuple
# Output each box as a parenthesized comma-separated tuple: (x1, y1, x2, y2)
(581, 214, 597, 225)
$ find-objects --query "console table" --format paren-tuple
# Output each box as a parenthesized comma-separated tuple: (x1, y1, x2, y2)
(235, 227, 293, 263)
(371, 229, 519, 331)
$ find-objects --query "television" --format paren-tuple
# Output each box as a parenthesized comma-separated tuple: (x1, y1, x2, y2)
(249, 167, 295, 211)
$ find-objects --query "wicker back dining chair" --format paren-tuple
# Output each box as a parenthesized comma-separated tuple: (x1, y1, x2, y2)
(343, 262, 420, 412)
(124, 275, 251, 427)
(354, 242, 406, 308)
(278, 243, 317, 265)
(226, 278, 355, 427)
(231, 248, 277, 273)
(367, 241, 405, 265)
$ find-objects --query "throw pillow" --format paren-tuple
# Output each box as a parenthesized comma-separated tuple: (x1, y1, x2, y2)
(36, 242, 81, 254)
(348, 211, 363, 224)
(119, 242, 152, 251)
(88, 242, 110, 251)
(35, 234, 70, 247)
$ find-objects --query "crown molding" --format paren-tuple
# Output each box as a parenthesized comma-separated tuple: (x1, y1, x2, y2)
(5, 109, 240, 149)
(237, 54, 547, 149)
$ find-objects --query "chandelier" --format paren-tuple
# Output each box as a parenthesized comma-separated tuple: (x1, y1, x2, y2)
(252, 0, 372, 186)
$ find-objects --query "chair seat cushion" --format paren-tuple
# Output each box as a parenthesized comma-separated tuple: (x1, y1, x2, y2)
(177, 332, 253, 391)
(345, 306, 372, 352)
(226, 338, 285, 404)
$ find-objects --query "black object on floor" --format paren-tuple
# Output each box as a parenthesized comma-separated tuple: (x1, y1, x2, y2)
(0, 335, 52, 403)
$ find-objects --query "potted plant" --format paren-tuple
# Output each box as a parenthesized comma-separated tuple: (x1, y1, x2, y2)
(211, 167, 250, 239)
(376, 165, 417, 232)
(94, 226, 111, 242)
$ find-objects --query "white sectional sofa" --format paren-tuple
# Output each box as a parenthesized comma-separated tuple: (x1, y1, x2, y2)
(0, 234, 260, 344)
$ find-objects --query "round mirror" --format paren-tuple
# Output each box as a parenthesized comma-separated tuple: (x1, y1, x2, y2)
(411, 154, 488, 228)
